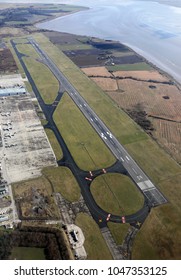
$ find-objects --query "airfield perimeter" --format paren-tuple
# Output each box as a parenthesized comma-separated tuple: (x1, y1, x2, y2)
(0, 2, 181, 259)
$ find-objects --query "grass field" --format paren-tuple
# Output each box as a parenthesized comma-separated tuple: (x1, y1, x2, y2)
(132, 191, 181, 260)
(91, 173, 144, 215)
(53, 93, 116, 170)
(10, 247, 45, 260)
(112, 51, 135, 57)
(7, 39, 25, 76)
(11, 38, 29, 44)
(23, 57, 59, 104)
(108, 222, 130, 245)
(107, 62, 153, 72)
(126, 140, 181, 259)
(58, 44, 93, 51)
(45, 128, 63, 161)
(42, 166, 81, 202)
(75, 213, 112, 260)
(17, 43, 41, 60)
(125, 139, 181, 184)
(24, 80, 32, 92)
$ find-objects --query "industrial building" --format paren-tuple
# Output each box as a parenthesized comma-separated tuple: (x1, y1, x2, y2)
(0, 87, 26, 97)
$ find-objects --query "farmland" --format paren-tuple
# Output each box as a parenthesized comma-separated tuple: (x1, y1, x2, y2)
(82, 65, 181, 163)
(91, 77, 118, 91)
(152, 119, 181, 164)
(0, 43, 18, 73)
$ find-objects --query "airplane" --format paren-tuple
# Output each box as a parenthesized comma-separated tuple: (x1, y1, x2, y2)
(106, 213, 111, 221)
(122, 216, 126, 223)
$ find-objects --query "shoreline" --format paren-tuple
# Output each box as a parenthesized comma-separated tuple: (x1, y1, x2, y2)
(123, 42, 181, 88)
(36, 2, 181, 89)
(37, 27, 181, 90)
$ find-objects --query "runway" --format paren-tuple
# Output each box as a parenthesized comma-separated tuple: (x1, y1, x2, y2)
(28, 37, 167, 207)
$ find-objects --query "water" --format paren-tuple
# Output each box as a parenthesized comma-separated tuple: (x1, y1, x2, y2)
(36, 0, 181, 84)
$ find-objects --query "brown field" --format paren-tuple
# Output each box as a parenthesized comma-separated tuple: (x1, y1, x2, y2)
(112, 79, 181, 121)
(0, 46, 18, 73)
(112, 70, 170, 82)
(64, 53, 107, 67)
(82, 67, 181, 163)
(44, 31, 85, 45)
(13, 176, 59, 220)
(152, 119, 181, 164)
(82, 66, 113, 77)
(107, 78, 181, 162)
(0, 27, 28, 37)
(91, 77, 118, 91)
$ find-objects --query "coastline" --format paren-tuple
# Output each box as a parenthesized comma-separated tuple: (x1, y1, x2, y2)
(120, 42, 181, 88)
(36, 1, 181, 88)
(36, 26, 181, 89)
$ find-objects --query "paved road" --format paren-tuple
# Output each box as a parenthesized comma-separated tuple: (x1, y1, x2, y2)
(28, 37, 167, 207)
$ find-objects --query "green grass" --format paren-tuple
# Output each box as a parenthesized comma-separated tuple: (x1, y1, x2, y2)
(108, 222, 130, 245)
(41, 119, 48, 126)
(45, 128, 63, 161)
(23, 57, 59, 104)
(17, 43, 40, 59)
(10, 247, 45, 260)
(24, 81, 32, 93)
(58, 44, 93, 51)
(132, 196, 181, 260)
(112, 51, 135, 57)
(107, 62, 153, 72)
(12, 38, 28, 44)
(7, 40, 25, 77)
(91, 173, 144, 215)
(125, 139, 181, 184)
(6, 21, 28, 26)
(75, 213, 112, 260)
(32, 34, 148, 145)
(42, 166, 81, 202)
(53, 93, 116, 170)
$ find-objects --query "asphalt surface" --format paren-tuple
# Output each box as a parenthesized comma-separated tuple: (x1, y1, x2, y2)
(28, 37, 167, 207)
(10, 38, 166, 228)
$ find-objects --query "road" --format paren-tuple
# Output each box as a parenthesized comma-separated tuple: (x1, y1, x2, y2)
(28, 37, 167, 207)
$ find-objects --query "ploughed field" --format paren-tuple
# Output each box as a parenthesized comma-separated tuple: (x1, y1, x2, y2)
(44, 31, 145, 68)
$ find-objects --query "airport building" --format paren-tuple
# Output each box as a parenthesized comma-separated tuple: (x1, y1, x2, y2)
(0, 215, 9, 222)
(0, 87, 26, 97)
